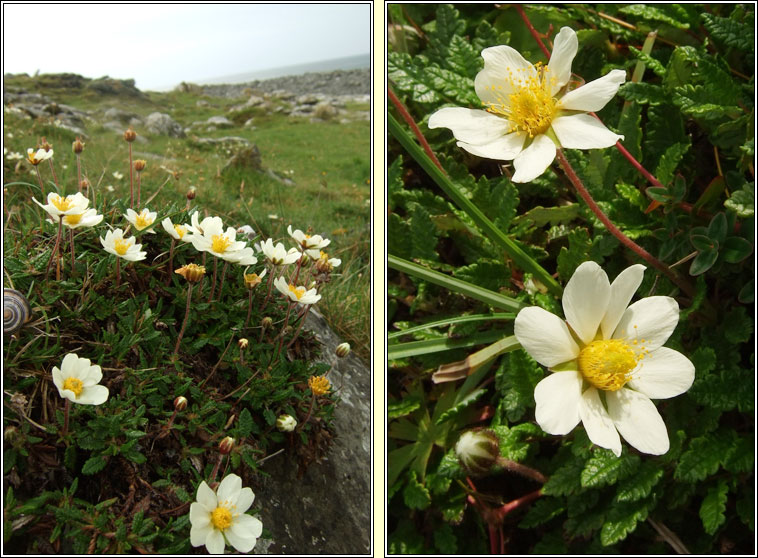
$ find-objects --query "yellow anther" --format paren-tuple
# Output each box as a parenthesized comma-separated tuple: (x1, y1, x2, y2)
(578, 339, 640, 391)
(62, 377, 84, 398)
(114, 238, 130, 256)
(211, 234, 232, 253)
(211, 506, 232, 531)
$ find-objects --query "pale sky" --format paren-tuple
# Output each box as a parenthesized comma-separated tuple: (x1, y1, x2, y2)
(2, 3, 371, 90)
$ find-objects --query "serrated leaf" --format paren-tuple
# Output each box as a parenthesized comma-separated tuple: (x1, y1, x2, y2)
(519, 497, 565, 528)
(495, 350, 542, 422)
(736, 490, 754, 531)
(675, 430, 736, 482)
(542, 456, 584, 496)
(723, 306, 753, 344)
(513, 203, 580, 227)
(81, 455, 108, 475)
(493, 422, 542, 462)
(454, 260, 509, 292)
(436, 449, 463, 480)
(620, 4, 690, 29)
(723, 435, 753, 473)
(433, 523, 457, 554)
(615, 461, 664, 502)
(655, 142, 690, 186)
(388, 156, 404, 211)
(425, 4, 466, 67)
(724, 187, 754, 217)
(388, 397, 422, 420)
(388, 52, 441, 105)
(435, 388, 486, 425)
(702, 12, 755, 52)
(557, 228, 592, 280)
(618, 82, 669, 105)
(581, 451, 640, 489)
(238, 408, 253, 438)
(700, 479, 728, 535)
(408, 202, 439, 262)
(446, 35, 481, 79)
(403, 471, 431, 510)
(600, 499, 649, 546)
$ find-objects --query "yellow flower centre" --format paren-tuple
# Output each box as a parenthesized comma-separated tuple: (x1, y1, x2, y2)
(211, 234, 231, 253)
(134, 210, 153, 230)
(485, 63, 558, 138)
(62, 377, 84, 398)
(288, 284, 305, 300)
(113, 238, 130, 256)
(52, 194, 73, 212)
(64, 213, 83, 226)
(308, 375, 331, 396)
(174, 224, 186, 239)
(578, 339, 640, 391)
(210, 506, 233, 531)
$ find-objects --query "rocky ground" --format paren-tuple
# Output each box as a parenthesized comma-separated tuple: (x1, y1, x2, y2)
(194, 68, 370, 98)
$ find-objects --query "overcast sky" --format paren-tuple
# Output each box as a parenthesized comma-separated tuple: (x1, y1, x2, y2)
(2, 3, 371, 90)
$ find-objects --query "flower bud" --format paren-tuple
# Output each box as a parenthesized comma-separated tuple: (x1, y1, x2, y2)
(455, 430, 500, 477)
(276, 414, 297, 432)
(173, 396, 188, 411)
(41, 137, 53, 152)
(72, 137, 84, 154)
(335, 342, 351, 358)
(186, 187, 196, 200)
(238, 338, 249, 350)
(124, 128, 137, 142)
(134, 159, 147, 172)
(4, 426, 19, 443)
(261, 317, 273, 329)
(175, 263, 206, 283)
(218, 436, 235, 455)
(243, 273, 263, 290)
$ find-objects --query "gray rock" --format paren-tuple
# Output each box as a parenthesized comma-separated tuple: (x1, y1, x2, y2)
(145, 112, 185, 137)
(221, 144, 263, 173)
(103, 107, 140, 123)
(252, 308, 370, 554)
(205, 115, 234, 128)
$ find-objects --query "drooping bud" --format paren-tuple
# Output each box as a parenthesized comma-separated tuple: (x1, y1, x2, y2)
(218, 436, 235, 455)
(40, 137, 53, 152)
(123, 127, 137, 142)
(134, 159, 147, 172)
(186, 187, 196, 201)
(238, 338, 249, 350)
(243, 273, 263, 290)
(72, 137, 84, 154)
(276, 414, 297, 432)
(455, 430, 500, 477)
(335, 342, 351, 358)
(173, 396, 188, 411)
(261, 317, 273, 329)
(175, 263, 206, 283)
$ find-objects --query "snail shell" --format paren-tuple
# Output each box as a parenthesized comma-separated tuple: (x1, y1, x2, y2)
(4, 289, 31, 335)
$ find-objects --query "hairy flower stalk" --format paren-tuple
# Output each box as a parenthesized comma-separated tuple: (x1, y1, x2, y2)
(134, 159, 146, 207)
(124, 128, 137, 207)
(173, 264, 206, 359)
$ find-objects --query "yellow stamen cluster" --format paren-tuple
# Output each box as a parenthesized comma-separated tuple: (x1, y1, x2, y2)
(62, 377, 84, 398)
(210, 506, 232, 531)
(64, 213, 83, 226)
(244, 273, 262, 289)
(135, 211, 153, 230)
(484, 63, 558, 138)
(308, 375, 331, 396)
(174, 224, 186, 239)
(578, 339, 641, 391)
(211, 234, 232, 253)
(114, 238, 130, 256)
(288, 284, 306, 300)
(52, 195, 73, 212)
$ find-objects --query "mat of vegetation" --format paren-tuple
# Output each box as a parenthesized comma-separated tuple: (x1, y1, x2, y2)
(388, 4, 753, 555)
(3, 74, 368, 554)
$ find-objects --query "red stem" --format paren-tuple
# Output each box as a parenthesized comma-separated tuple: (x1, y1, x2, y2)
(388, 87, 445, 173)
(128, 143, 134, 208)
(173, 283, 194, 357)
(514, 5, 551, 58)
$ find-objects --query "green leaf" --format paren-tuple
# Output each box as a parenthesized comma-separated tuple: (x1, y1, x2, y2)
(722, 236, 753, 263)
(702, 12, 755, 52)
(723, 306, 754, 344)
(736, 490, 754, 531)
(700, 479, 728, 535)
(655, 142, 690, 186)
(620, 4, 690, 28)
(423, 64, 479, 106)
(519, 497, 565, 528)
(435, 388, 486, 425)
(446, 35, 482, 79)
(675, 430, 736, 482)
(618, 82, 669, 105)
(513, 203, 580, 227)
(690, 346, 717, 375)
(493, 422, 542, 462)
(388, 397, 422, 420)
(388, 156, 404, 211)
(542, 456, 584, 496)
(495, 350, 543, 422)
(433, 523, 457, 554)
(388, 52, 440, 105)
(238, 408, 254, 438)
(557, 228, 592, 280)
(707, 212, 728, 244)
(690, 234, 717, 252)
(403, 471, 431, 510)
(425, 4, 466, 66)
(454, 260, 509, 292)
(723, 435, 753, 473)
(408, 203, 439, 262)
(581, 450, 640, 489)
(615, 461, 664, 502)
(81, 455, 108, 475)
(600, 499, 650, 546)
(689, 247, 718, 276)
(724, 186, 755, 217)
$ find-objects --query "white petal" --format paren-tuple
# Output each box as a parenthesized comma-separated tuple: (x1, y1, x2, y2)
(217, 474, 241, 505)
(547, 27, 578, 92)
(607, 388, 669, 455)
(600, 264, 645, 340)
(235, 487, 255, 514)
(196, 481, 217, 511)
(455, 131, 526, 161)
(60, 353, 81, 376)
(613, 296, 679, 354)
(534, 371, 583, 434)
(514, 306, 580, 367)
(628, 347, 695, 399)
(562, 261, 610, 345)
(428, 107, 512, 145)
(190, 502, 211, 528)
(51, 367, 64, 390)
(551, 114, 624, 149)
(558, 69, 627, 112)
(511, 134, 556, 183)
(205, 528, 226, 554)
(82, 363, 103, 386)
(190, 522, 211, 547)
(77, 385, 109, 405)
(232, 514, 264, 540)
(579, 387, 622, 457)
(475, 45, 536, 104)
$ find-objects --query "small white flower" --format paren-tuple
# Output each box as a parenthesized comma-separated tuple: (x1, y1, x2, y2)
(306, 248, 341, 268)
(161, 217, 191, 242)
(514, 261, 695, 456)
(27, 147, 53, 165)
(52, 353, 109, 405)
(112, 171, 123, 180)
(260, 238, 300, 266)
(428, 27, 626, 183)
(5, 150, 23, 160)
(274, 276, 321, 306)
(106, 185, 115, 192)
(32, 192, 90, 220)
(276, 414, 297, 432)
(228, 246, 258, 266)
(189, 223, 249, 262)
(100, 228, 146, 262)
(185, 211, 224, 237)
(189, 474, 263, 555)
(60, 208, 103, 229)
(125, 208, 158, 233)
(287, 225, 330, 251)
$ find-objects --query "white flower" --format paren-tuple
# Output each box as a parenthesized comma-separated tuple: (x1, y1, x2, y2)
(100, 228, 146, 262)
(112, 171, 123, 180)
(228, 246, 258, 266)
(161, 217, 191, 242)
(189, 223, 249, 262)
(306, 248, 341, 268)
(428, 27, 626, 183)
(276, 414, 297, 432)
(32, 192, 90, 220)
(514, 261, 695, 457)
(260, 238, 300, 266)
(185, 211, 223, 236)
(189, 474, 263, 554)
(59, 208, 103, 229)
(125, 208, 158, 233)
(274, 276, 321, 306)
(6, 150, 23, 160)
(27, 147, 53, 165)
(52, 353, 109, 405)
(287, 225, 330, 251)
